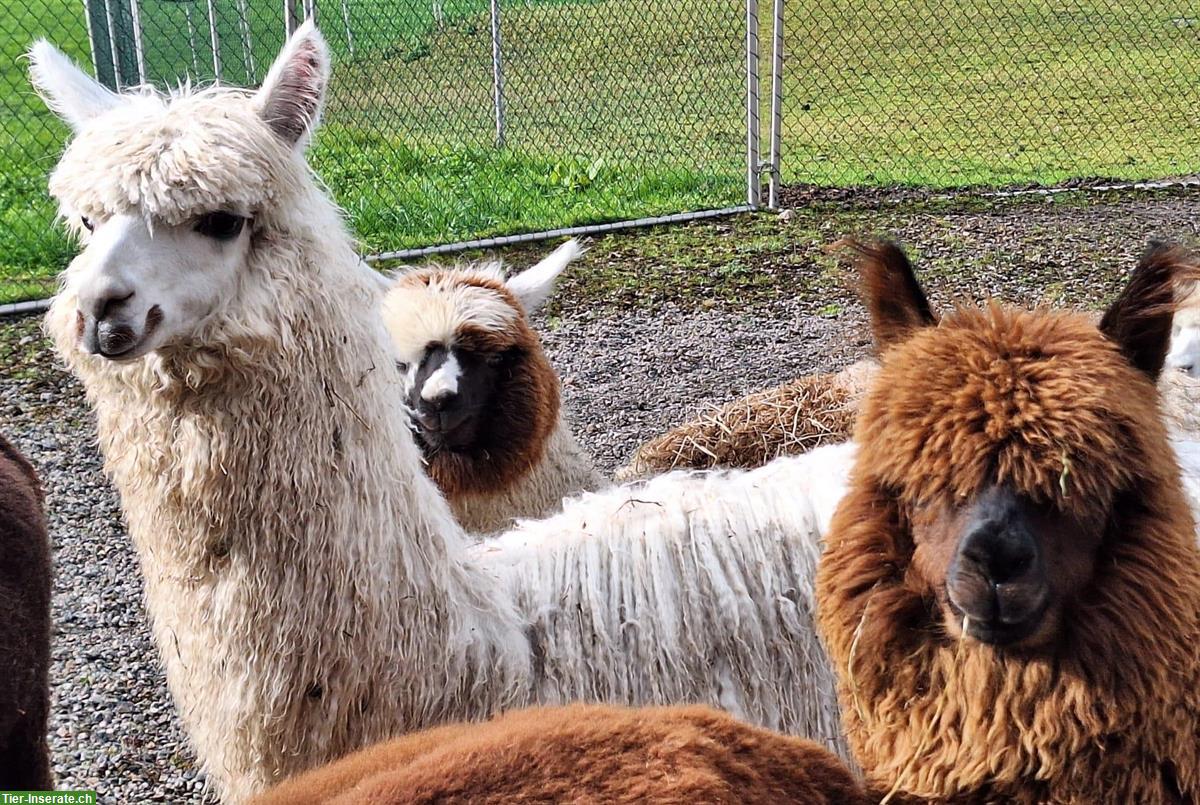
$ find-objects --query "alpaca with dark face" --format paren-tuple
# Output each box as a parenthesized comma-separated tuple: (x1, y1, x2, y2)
(817, 241, 1200, 803)
(382, 240, 604, 534)
(0, 434, 52, 790)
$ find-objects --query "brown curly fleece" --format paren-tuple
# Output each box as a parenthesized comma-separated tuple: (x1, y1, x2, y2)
(0, 433, 52, 790)
(816, 241, 1200, 803)
(249, 703, 868, 805)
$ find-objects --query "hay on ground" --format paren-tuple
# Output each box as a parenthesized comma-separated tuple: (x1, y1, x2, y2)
(617, 360, 876, 480)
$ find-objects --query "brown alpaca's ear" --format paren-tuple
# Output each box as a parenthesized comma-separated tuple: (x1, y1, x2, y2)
(1098, 241, 1188, 381)
(850, 240, 937, 351)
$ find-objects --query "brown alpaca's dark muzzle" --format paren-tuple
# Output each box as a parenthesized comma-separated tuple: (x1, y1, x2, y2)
(946, 486, 1049, 646)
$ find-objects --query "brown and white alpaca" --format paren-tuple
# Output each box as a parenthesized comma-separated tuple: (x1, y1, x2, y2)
(249, 703, 868, 805)
(816, 240, 1200, 803)
(381, 240, 604, 534)
(0, 434, 52, 790)
(29, 26, 853, 800)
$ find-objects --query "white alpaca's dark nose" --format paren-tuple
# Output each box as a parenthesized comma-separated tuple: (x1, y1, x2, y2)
(83, 280, 135, 321)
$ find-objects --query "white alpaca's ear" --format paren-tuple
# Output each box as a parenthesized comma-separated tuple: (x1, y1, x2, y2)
(28, 40, 123, 131)
(255, 20, 330, 150)
(507, 239, 583, 312)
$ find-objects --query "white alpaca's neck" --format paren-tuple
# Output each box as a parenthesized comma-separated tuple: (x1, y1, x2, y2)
(58, 218, 531, 800)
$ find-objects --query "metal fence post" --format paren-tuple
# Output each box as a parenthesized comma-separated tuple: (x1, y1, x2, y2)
(129, 0, 147, 84)
(767, 0, 784, 208)
(83, 0, 117, 88)
(207, 0, 222, 78)
(340, 0, 355, 58)
(235, 0, 257, 80)
(745, 0, 761, 209)
(490, 0, 507, 147)
(284, 0, 302, 36)
(103, 0, 121, 88)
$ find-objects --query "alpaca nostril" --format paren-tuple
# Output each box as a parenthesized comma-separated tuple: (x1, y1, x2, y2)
(424, 391, 457, 413)
(958, 489, 1040, 587)
(961, 529, 1037, 586)
(96, 290, 135, 321)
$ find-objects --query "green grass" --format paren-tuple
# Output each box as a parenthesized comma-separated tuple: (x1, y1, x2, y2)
(781, 0, 1200, 187)
(4, 0, 1200, 301)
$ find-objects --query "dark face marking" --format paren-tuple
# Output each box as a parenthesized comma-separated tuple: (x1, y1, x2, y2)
(407, 342, 506, 453)
(911, 486, 1103, 649)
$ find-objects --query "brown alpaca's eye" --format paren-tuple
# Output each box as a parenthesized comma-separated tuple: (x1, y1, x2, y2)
(196, 212, 247, 241)
(81, 216, 94, 232)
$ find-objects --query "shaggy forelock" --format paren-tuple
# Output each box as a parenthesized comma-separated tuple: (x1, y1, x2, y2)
(855, 304, 1167, 518)
(48, 86, 302, 227)
(381, 267, 522, 362)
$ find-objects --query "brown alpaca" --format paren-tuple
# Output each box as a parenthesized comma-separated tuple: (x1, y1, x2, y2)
(0, 434, 52, 789)
(249, 704, 868, 805)
(817, 241, 1200, 803)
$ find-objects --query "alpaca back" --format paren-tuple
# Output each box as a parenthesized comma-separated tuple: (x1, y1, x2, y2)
(481, 442, 858, 762)
(250, 704, 868, 805)
(0, 434, 52, 790)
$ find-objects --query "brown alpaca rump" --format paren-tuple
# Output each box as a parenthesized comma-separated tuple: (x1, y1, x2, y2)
(392, 268, 562, 499)
(250, 704, 869, 805)
(816, 241, 1200, 803)
(0, 434, 53, 790)
(617, 362, 870, 478)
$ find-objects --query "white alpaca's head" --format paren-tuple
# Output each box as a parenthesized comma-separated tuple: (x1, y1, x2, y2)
(29, 23, 331, 361)
(379, 239, 580, 497)
(1166, 305, 1200, 378)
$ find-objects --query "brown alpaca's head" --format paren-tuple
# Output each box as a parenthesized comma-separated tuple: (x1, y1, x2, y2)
(380, 241, 579, 499)
(818, 241, 1200, 801)
(852, 241, 1183, 649)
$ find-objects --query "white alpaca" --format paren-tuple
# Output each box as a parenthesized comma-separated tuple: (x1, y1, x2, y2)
(31, 26, 851, 801)
(1166, 291, 1200, 378)
(381, 241, 605, 534)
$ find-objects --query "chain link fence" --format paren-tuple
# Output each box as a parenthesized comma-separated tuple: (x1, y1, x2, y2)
(4, 0, 1200, 304)
(776, 0, 1200, 195)
(0, 0, 751, 303)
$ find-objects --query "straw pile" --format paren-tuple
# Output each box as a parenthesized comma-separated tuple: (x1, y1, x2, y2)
(616, 360, 877, 480)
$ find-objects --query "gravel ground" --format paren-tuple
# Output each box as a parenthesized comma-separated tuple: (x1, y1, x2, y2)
(0, 187, 1197, 801)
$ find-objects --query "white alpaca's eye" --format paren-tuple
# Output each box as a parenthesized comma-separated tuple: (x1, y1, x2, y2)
(195, 212, 247, 241)
(81, 216, 94, 232)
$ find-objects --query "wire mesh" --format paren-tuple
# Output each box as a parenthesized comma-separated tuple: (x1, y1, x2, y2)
(778, 0, 1200, 192)
(0, 0, 749, 303)
(6, 0, 1200, 305)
